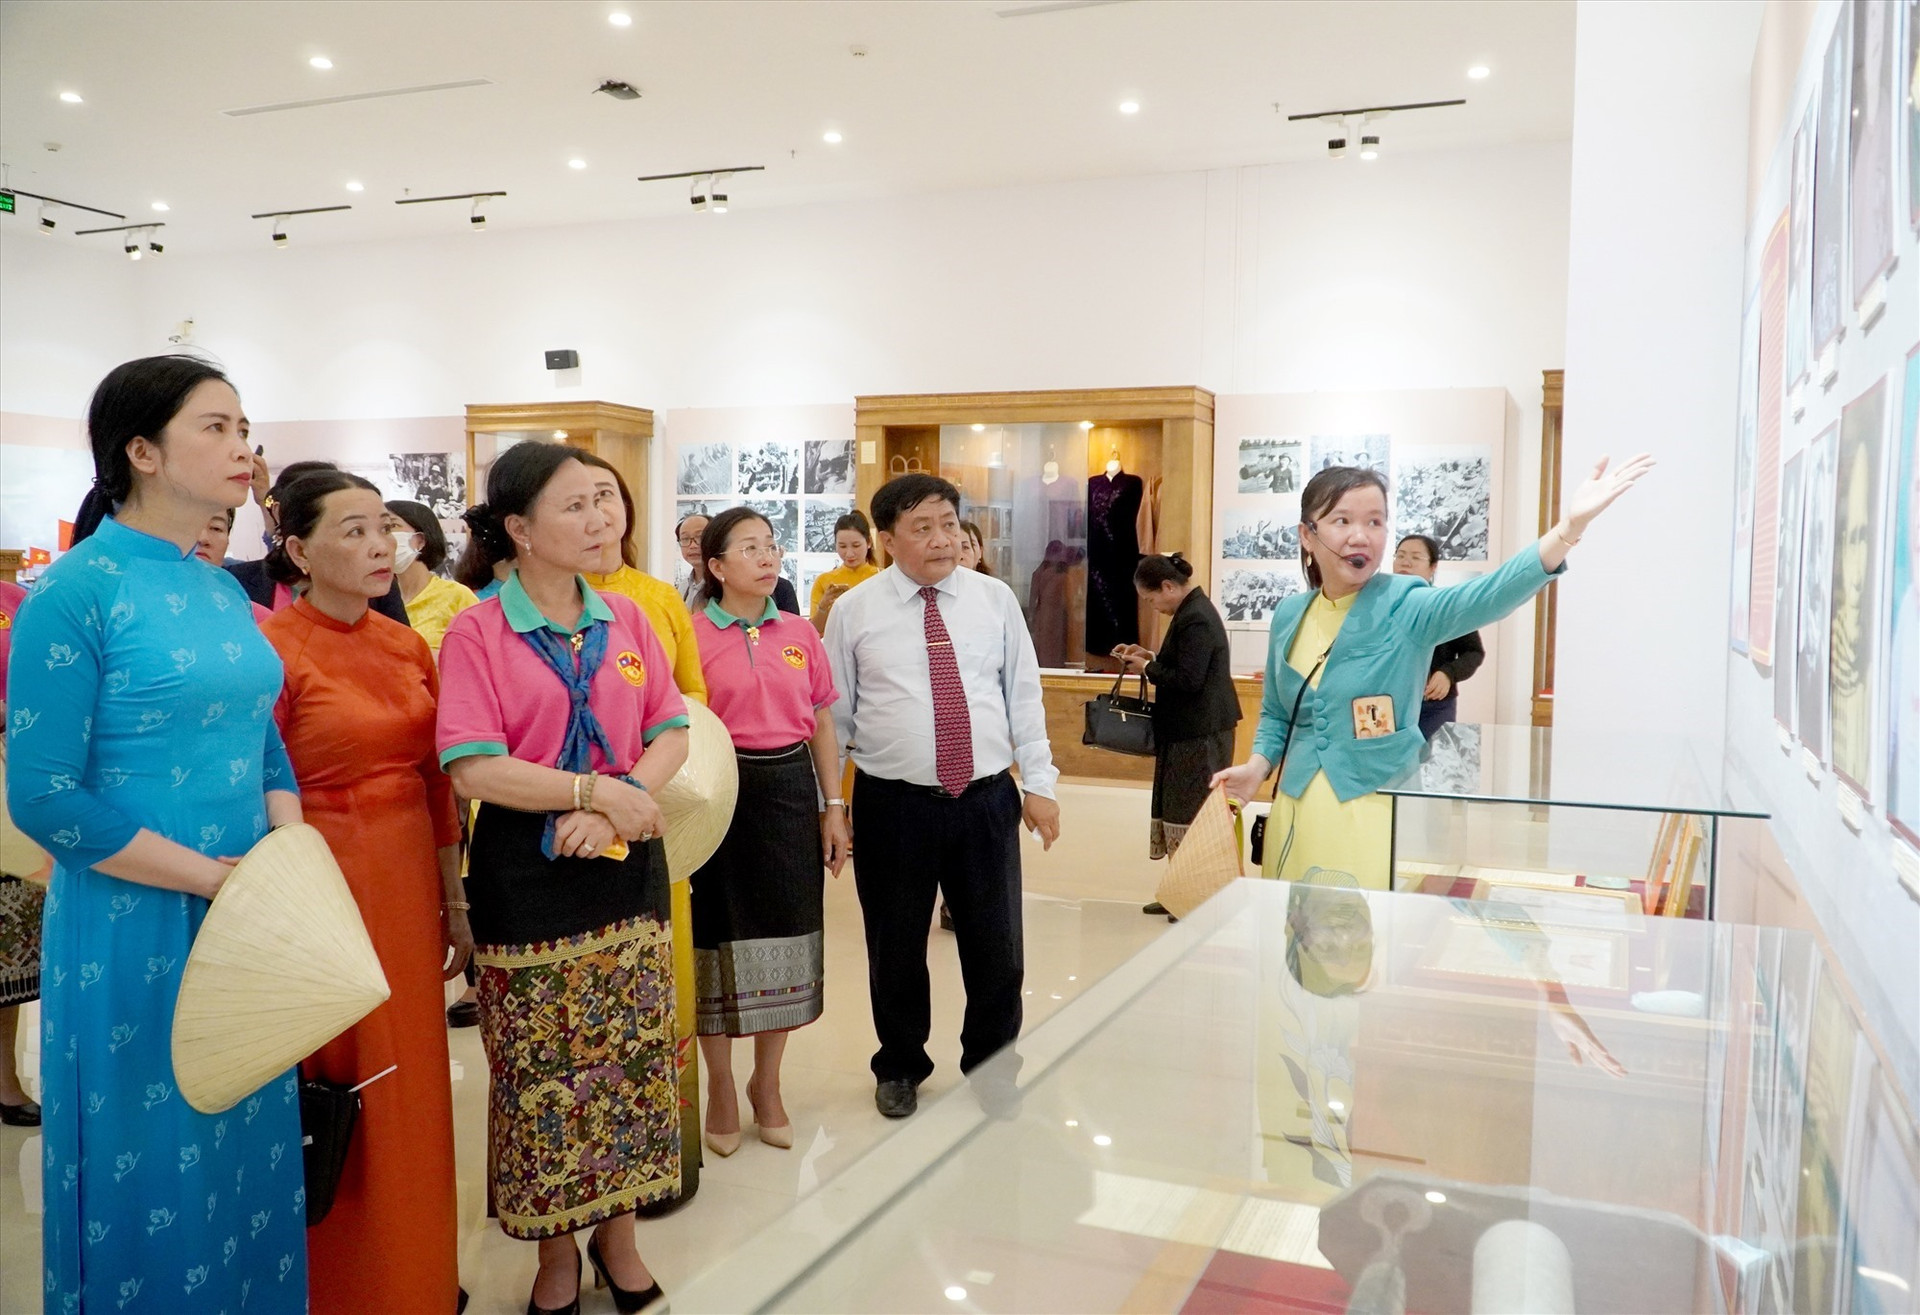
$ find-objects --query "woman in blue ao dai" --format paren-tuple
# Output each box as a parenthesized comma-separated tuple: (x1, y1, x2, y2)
(5, 357, 309, 1314)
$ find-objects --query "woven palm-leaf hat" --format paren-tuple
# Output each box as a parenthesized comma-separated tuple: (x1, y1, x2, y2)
(657, 699, 739, 882)
(1154, 786, 1245, 919)
(0, 759, 49, 877)
(172, 823, 389, 1114)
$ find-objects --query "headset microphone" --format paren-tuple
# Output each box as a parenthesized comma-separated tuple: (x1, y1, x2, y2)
(1306, 520, 1370, 571)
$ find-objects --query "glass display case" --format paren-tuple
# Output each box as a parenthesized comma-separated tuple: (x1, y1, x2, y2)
(674, 879, 1915, 1315)
(1381, 723, 1773, 920)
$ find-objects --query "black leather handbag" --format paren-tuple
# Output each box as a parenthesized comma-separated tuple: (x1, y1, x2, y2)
(299, 1076, 360, 1227)
(1083, 671, 1157, 758)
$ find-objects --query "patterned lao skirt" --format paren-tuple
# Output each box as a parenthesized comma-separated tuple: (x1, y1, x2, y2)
(690, 743, 826, 1037)
(467, 805, 680, 1240)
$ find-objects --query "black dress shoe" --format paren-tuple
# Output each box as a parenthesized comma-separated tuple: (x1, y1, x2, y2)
(587, 1230, 665, 1314)
(457, 1287, 469, 1315)
(0, 1097, 41, 1127)
(938, 903, 954, 932)
(447, 999, 480, 1029)
(1142, 901, 1168, 916)
(875, 1079, 918, 1119)
(525, 1251, 580, 1315)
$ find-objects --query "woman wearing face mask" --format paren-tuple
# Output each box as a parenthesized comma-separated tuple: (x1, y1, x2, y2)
(1212, 455, 1654, 887)
(7, 355, 310, 1313)
(384, 500, 479, 656)
(437, 441, 690, 1315)
(261, 471, 469, 1314)
(808, 510, 880, 633)
(576, 454, 707, 703)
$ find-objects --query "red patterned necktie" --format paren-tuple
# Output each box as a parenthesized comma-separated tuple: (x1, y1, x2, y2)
(919, 584, 975, 795)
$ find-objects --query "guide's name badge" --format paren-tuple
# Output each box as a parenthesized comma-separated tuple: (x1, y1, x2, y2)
(1352, 696, 1396, 739)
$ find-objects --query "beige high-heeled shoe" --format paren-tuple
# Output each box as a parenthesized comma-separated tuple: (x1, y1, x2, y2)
(703, 1126, 742, 1158)
(748, 1076, 793, 1149)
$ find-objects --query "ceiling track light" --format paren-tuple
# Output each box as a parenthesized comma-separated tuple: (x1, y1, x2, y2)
(6, 187, 124, 230)
(1288, 97, 1462, 162)
(248, 204, 351, 247)
(38, 202, 55, 234)
(72, 219, 166, 253)
(393, 191, 506, 231)
(689, 175, 709, 211)
(710, 172, 731, 214)
(470, 198, 487, 230)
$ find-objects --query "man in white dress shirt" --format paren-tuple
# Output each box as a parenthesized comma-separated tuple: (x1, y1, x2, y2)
(825, 473, 1061, 1118)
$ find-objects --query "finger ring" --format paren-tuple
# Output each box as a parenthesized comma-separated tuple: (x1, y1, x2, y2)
(639, 830, 653, 842)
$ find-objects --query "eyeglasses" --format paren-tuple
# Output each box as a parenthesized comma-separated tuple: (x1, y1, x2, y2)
(676, 534, 704, 547)
(720, 544, 783, 563)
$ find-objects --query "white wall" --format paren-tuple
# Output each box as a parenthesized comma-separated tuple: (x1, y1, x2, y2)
(1556, 0, 1765, 751)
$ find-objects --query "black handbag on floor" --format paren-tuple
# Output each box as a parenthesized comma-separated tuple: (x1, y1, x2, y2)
(300, 1076, 360, 1227)
(1083, 670, 1156, 758)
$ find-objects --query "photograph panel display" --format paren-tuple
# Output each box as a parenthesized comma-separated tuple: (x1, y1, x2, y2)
(1219, 567, 1304, 622)
(1888, 347, 1920, 844)
(1812, 17, 1851, 358)
(1773, 450, 1806, 732)
(1236, 437, 1304, 494)
(1908, 0, 1919, 228)
(1393, 445, 1492, 563)
(676, 442, 732, 496)
(1787, 97, 1817, 388)
(1829, 375, 1890, 797)
(1849, 0, 1899, 305)
(1732, 292, 1762, 654)
(673, 497, 730, 522)
(745, 498, 800, 553)
(1219, 507, 1301, 561)
(1309, 434, 1391, 480)
(1797, 426, 1838, 759)
(804, 498, 855, 553)
(739, 441, 800, 495)
(804, 439, 856, 495)
(388, 451, 467, 518)
(1750, 213, 1789, 663)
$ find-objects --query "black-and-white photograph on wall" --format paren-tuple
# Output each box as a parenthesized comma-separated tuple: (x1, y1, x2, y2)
(674, 498, 729, 522)
(1219, 568, 1303, 622)
(1811, 15, 1850, 357)
(389, 452, 466, 518)
(739, 441, 800, 495)
(804, 439, 856, 495)
(804, 499, 854, 553)
(1797, 425, 1838, 760)
(1310, 434, 1392, 480)
(677, 442, 732, 496)
(1788, 97, 1816, 387)
(1393, 445, 1493, 562)
(1219, 508, 1301, 561)
(1236, 438, 1304, 493)
(746, 499, 799, 553)
(1849, 0, 1899, 306)
(1773, 449, 1805, 730)
(1829, 376, 1889, 798)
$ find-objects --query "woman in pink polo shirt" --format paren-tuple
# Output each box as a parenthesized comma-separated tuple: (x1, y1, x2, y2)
(436, 441, 691, 1315)
(690, 507, 849, 1156)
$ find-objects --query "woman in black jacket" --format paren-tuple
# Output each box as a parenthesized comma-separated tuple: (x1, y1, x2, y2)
(1113, 553, 1240, 911)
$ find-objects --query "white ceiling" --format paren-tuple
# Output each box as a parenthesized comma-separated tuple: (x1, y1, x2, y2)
(0, 0, 1574, 254)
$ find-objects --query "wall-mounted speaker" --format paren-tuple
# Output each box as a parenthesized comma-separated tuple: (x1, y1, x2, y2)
(545, 349, 579, 370)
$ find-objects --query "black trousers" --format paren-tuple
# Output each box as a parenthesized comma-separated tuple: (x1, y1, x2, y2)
(851, 769, 1025, 1084)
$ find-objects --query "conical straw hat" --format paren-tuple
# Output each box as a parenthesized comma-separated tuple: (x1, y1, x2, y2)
(657, 699, 740, 882)
(0, 759, 49, 877)
(172, 823, 389, 1114)
(1154, 786, 1244, 919)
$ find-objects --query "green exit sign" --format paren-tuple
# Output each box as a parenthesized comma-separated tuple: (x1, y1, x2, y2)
(0, 192, 15, 214)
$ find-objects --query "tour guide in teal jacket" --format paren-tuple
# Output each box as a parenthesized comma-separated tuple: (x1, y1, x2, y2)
(1213, 453, 1655, 887)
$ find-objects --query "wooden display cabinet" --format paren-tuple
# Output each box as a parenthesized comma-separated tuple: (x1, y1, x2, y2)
(464, 401, 654, 565)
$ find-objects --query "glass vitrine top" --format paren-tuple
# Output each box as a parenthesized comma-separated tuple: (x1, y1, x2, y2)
(1378, 722, 1772, 819)
(674, 879, 1911, 1315)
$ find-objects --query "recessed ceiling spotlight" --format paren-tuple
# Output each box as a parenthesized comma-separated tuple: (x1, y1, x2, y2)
(1079, 420, 1094, 430)
(345, 180, 364, 192)
(59, 90, 83, 103)
(608, 11, 632, 25)
(151, 201, 169, 212)
(553, 430, 569, 439)
(309, 55, 333, 69)
(822, 130, 843, 144)
(1118, 100, 1140, 115)
(971, 423, 985, 432)
(1467, 64, 1491, 80)
(568, 158, 587, 170)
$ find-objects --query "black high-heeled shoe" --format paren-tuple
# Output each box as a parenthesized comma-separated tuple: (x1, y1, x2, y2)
(525, 1251, 580, 1315)
(586, 1230, 665, 1314)
(0, 1097, 41, 1127)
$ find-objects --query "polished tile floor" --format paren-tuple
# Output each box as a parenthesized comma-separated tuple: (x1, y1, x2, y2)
(0, 783, 1173, 1315)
